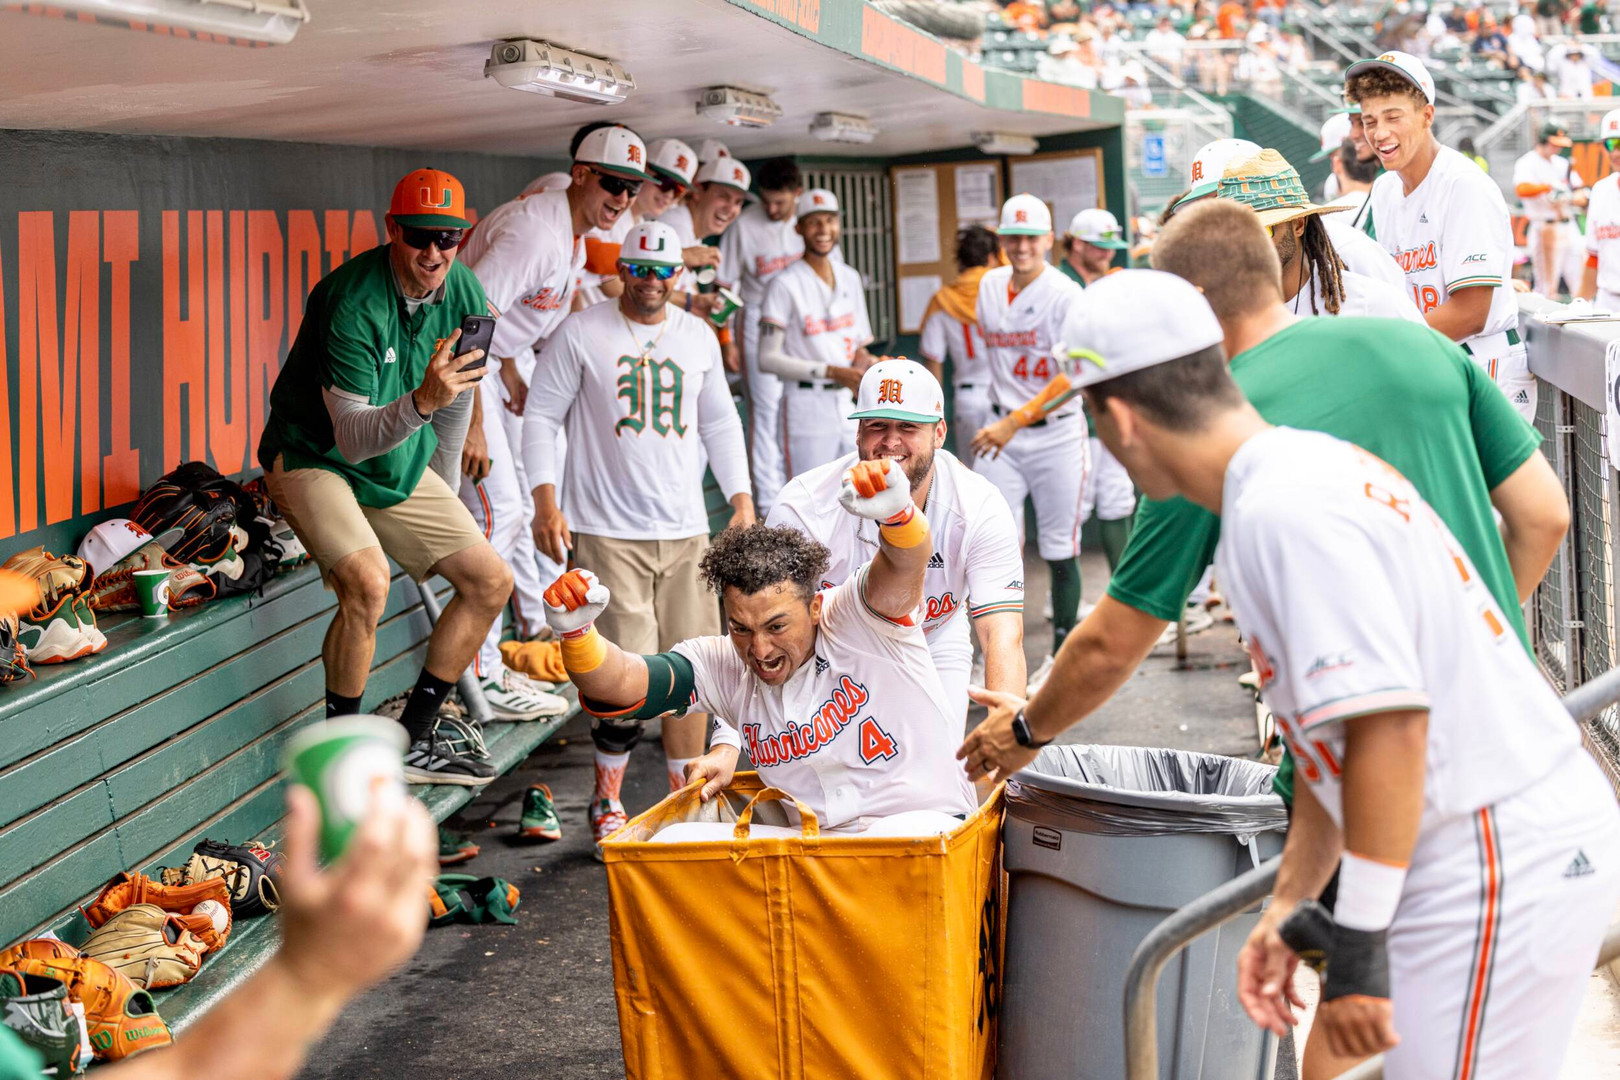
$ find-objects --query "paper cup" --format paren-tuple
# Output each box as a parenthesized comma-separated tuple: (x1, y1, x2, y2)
(282, 715, 408, 861)
(132, 569, 170, 617)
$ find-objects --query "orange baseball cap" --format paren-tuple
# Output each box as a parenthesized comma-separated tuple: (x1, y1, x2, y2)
(389, 168, 474, 229)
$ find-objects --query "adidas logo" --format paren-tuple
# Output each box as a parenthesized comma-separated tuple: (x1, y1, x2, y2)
(814, 655, 830, 675)
(1514, 390, 1529, 404)
(1419, 213, 1429, 223)
(384, 346, 397, 364)
(1565, 849, 1596, 878)
(927, 551, 945, 568)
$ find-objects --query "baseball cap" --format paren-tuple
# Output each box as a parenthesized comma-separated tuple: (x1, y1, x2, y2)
(617, 220, 684, 268)
(698, 138, 731, 163)
(1344, 50, 1436, 105)
(1540, 122, 1574, 148)
(1215, 149, 1351, 229)
(1310, 112, 1353, 162)
(1183, 138, 1262, 203)
(998, 193, 1052, 236)
(848, 359, 946, 424)
(574, 125, 654, 183)
(797, 188, 839, 218)
(76, 519, 157, 576)
(1054, 270, 1225, 390)
(695, 157, 752, 192)
(1601, 108, 1620, 141)
(647, 138, 699, 187)
(1067, 208, 1127, 250)
(389, 168, 474, 229)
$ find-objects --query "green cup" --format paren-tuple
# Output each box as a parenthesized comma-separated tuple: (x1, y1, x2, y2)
(282, 715, 408, 861)
(707, 286, 743, 328)
(133, 569, 169, 617)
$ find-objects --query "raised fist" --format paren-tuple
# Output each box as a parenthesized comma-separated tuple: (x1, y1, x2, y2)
(542, 569, 611, 637)
(838, 457, 913, 522)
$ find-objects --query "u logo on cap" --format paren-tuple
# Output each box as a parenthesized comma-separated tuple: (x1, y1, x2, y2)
(420, 186, 453, 209)
(639, 234, 666, 251)
(877, 379, 904, 404)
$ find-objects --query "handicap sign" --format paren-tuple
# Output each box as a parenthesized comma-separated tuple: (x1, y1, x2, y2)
(1142, 134, 1167, 178)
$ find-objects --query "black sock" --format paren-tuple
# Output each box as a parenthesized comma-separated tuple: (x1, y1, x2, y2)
(1048, 556, 1081, 651)
(399, 670, 454, 742)
(326, 690, 363, 719)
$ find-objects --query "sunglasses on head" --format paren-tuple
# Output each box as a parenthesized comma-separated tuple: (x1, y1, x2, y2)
(1606, 137, 1620, 152)
(590, 167, 643, 198)
(622, 262, 680, 280)
(398, 225, 464, 252)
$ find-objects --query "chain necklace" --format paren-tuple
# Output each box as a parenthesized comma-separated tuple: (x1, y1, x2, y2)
(621, 307, 671, 367)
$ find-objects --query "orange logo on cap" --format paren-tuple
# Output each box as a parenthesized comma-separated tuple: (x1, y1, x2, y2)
(1191, 161, 1204, 181)
(813, 193, 827, 205)
(676, 154, 689, 170)
(733, 167, 745, 181)
(1014, 209, 1028, 223)
(877, 379, 904, 404)
(627, 144, 642, 165)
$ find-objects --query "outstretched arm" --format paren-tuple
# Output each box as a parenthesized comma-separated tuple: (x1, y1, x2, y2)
(543, 570, 651, 707)
(838, 458, 930, 620)
(970, 373, 1078, 459)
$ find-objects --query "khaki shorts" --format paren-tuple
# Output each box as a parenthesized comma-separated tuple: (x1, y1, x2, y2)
(264, 456, 488, 584)
(571, 533, 719, 655)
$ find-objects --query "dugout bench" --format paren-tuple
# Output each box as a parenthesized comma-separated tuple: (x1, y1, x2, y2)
(0, 563, 578, 1034)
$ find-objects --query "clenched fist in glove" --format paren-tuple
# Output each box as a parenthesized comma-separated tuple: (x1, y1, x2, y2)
(543, 569, 611, 638)
(838, 458, 913, 521)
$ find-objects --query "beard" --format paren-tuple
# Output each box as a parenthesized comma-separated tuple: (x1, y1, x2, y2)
(900, 447, 935, 492)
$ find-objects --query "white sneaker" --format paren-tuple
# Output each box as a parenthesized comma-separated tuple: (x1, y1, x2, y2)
(1042, 596, 1054, 621)
(481, 667, 568, 720)
(1182, 608, 1214, 635)
(1026, 654, 1057, 697)
(503, 666, 558, 694)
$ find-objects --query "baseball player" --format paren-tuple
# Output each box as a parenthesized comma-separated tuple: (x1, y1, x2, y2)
(1514, 123, 1587, 298)
(543, 461, 977, 835)
(974, 193, 1087, 696)
(1578, 108, 1620, 311)
(757, 189, 877, 479)
(457, 125, 654, 719)
(918, 225, 999, 462)
(573, 138, 702, 309)
(521, 220, 754, 853)
(719, 157, 805, 515)
(767, 359, 1025, 731)
(1311, 111, 1353, 202)
(1323, 134, 1380, 235)
(1347, 52, 1532, 419)
(1048, 268, 1620, 1080)
(657, 156, 750, 311)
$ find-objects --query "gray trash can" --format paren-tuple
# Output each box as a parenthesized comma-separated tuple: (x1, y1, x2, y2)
(997, 744, 1287, 1080)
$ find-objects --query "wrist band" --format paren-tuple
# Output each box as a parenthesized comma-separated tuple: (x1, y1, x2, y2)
(879, 503, 928, 549)
(717, 327, 732, 346)
(560, 625, 607, 673)
(684, 293, 692, 313)
(1334, 851, 1409, 932)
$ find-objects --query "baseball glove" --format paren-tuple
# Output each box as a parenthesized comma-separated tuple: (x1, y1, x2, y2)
(131, 473, 238, 567)
(84, 873, 232, 953)
(0, 954, 170, 1061)
(79, 904, 206, 990)
(0, 613, 33, 685)
(0, 547, 87, 613)
(0, 968, 91, 1076)
(86, 541, 214, 614)
(158, 839, 284, 918)
(0, 940, 81, 966)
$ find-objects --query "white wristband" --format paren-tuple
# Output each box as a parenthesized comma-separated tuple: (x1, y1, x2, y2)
(1334, 851, 1409, 932)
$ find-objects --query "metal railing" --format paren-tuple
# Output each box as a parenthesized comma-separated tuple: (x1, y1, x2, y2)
(1476, 99, 1620, 202)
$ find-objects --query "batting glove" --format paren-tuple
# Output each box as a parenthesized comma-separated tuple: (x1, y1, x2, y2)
(542, 569, 611, 638)
(838, 458, 913, 523)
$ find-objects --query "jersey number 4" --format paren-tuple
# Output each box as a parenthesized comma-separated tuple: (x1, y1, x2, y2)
(858, 718, 899, 764)
(1012, 355, 1051, 381)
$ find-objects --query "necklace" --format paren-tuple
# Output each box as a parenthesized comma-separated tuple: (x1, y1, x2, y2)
(620, 308, 670, 366)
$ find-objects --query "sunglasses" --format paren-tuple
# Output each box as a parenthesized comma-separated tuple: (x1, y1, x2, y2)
(1606, 137, 1620, 152)
(622, 263, 680, 280)
(657, 177, 688, 197)
(591, 167, 643, 199)
(398, 225, 464, 252)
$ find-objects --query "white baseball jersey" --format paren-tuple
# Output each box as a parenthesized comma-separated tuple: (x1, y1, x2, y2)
(1586, 173, 1620, 297)
(977, 264, 1085, 417)
(460, 190, 584, 366)
(676, 570, 978, 828)
(1513, 151, 1581, 223)
(1215, 427, 1580, 830)
(1324, 217, 1403, 291)
(718, 203, 803, 305)
(1294, 268, 1425, 322)
(759, 258, 874, 371)
(1368, 147, 1519, 348)
(522, 301, 750, 540)
(657, 202, 704, 294)
(919, 310, 991, 388)
(767, 449, 1024, 691)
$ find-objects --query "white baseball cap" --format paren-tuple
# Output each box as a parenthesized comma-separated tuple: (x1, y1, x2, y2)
(618, 220, 684, 268)
(797, 188, 839, 218)
(848, 359, 946, 424)
(695, 156, 751, 192)
(77, 518, 157, 576)
(646, 138, 699, 187)
(1054, 270, 1224, 389)
(1067, 208, 1127, 250)
(1601, 108, 1620, 142)
(1311, 111, 1353, 162)
(1185, 138, 1262, 201)
(573, 125, 653, 182)
(698, 138, 731, 163)
(998, 193, 1052, 236)
(1345, 50, 1436, 105)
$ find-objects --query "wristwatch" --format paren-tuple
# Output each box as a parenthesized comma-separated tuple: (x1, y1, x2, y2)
(1011, 707, 1052, 749)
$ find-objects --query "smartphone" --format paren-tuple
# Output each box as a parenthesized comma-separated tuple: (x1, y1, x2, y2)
(457, 314, 496, 371)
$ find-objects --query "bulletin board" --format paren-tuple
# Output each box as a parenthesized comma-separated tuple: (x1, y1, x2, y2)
(889, 160, 1005, 332)
(1007, 147, 1105, 254)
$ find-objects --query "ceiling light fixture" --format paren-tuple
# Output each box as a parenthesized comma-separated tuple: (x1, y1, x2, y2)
(696, 86, 782, 128)
(485, 40, 635, 105)
(3, 0, 309, 46)
(973, 131, 1040, 156)
(810, 111, 878, 144)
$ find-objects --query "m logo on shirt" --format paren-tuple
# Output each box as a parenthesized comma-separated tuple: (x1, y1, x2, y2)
(616, 356, 687, 438)
(741, 675, 869, 767)
(877, 378, 904, 404)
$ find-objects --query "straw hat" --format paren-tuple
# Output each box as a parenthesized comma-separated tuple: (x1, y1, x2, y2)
(1214, 149, 1351, 230)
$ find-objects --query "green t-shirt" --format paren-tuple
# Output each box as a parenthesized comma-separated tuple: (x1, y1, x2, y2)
(0, 1029, 40, 1079)
(1580, 1, 1603, 33)
(257, 245, 489, 508)
(1103, 318, 1541, 799)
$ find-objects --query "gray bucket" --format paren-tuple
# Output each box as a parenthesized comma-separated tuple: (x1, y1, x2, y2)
(997, 744, 1288, 1080)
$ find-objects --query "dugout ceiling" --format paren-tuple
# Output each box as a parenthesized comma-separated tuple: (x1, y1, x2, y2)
(0, 0, 1120, 159)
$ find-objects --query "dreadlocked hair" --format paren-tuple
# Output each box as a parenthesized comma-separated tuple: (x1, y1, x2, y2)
(1299, 215, 1347, 316)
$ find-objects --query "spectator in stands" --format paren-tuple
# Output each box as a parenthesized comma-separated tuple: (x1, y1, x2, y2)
(1215, 0, 1245, 38)
(1535, 0, 1566, 37)
(1144, 14, 1188, 71)
(257, 168, 510, 786)
(1579, 0, 1607, 35)
(1508, 13, 1546, 72)
(1518, 65, 1559, 103)
(1551, 40, 1598, 97)
(1039, 34, 1101, 87)
(1471, 13, 1519, 71)
(1049, 0, 1083, 23)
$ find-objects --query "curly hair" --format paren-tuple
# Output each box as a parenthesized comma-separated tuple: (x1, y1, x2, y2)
(699, 525, 830, 603)
(1345, 68, 1426, 109)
